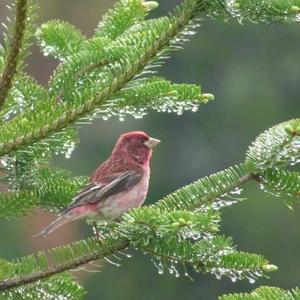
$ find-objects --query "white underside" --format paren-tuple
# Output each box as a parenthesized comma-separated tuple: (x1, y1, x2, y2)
(96, 170, 150, 220)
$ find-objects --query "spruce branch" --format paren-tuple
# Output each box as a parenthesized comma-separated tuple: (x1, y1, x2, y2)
(0, 235, 129, 291)
(95, 0, 158, 40)
(219, 286, 300, 300)
(207, 0, 300, 23)
(112, 76, 213, 117)
(0, 0, 207, 157)
(0, 164, 258, 290)
(0, 1, 299, 297)
(262, 169, 300, 199)
(0, 118, 298, 291)
(0, 258, 85, 300)
(0, 167, 87, 219)
(0, 72, 47, 123)
(155, 164, 255, 212)
(246, 118, 300, 170)
(0, 0, 28, 111)
(35, 20, 86, 61)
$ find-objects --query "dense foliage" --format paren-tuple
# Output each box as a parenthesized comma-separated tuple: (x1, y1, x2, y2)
(0, 0, 299, 299)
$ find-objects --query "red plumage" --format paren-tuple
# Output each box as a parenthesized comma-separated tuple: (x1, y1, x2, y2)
(35, 131, 160, 237)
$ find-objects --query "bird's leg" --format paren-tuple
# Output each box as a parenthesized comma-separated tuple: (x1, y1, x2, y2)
(92, 222, 104, 240)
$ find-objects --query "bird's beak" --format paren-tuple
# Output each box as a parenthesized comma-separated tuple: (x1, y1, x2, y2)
(144, 137, 161, 149)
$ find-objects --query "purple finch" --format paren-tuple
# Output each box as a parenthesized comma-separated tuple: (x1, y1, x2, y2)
(36, 131, 160, 236)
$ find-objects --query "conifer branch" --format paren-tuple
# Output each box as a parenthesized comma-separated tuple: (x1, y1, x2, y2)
(0, 237, 129, 291)
(219, 286, 300, 300)
(0, 118, 298, 291)
(0, 0, 207, 157)
(207, 0, 300, 23)
(0, 1, 299, 298)
(0, 0, 28, 111)
(190, 172, 255, 209)
(155, 164, 255, 212)
(0, 165, 256, 291)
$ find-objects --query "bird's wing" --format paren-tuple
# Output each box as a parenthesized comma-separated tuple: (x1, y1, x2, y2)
(59, 170, 143, 214)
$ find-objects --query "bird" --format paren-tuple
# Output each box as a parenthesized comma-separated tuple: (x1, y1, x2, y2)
(35, 131, 160, 237)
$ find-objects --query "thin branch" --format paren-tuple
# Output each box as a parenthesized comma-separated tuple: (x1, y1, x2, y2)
(0, 0, 28, 111)
(191, 173, 256, 210)
(0, 171, 255, 291)
(0, 237, 129, 291)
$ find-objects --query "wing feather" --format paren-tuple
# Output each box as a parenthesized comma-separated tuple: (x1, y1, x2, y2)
(59, 170, 143, 215)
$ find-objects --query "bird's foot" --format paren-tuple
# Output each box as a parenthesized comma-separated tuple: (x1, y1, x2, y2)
(92, 223, 104, 240)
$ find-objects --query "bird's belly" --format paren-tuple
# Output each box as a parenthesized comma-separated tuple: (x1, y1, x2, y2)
(98, 173, 149, 220)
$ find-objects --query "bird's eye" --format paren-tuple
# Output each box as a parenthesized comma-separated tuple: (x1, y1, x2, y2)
(140, 137, 147, 144)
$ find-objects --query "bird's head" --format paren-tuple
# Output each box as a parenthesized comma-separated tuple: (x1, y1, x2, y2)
(113, 131, 160, 165)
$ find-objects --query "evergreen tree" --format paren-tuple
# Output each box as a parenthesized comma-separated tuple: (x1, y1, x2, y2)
(0, 0, 299, 299)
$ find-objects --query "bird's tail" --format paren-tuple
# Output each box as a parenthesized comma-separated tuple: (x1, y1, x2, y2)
(33, 213, 76, 237)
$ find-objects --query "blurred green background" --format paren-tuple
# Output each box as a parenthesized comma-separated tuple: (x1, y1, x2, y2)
(1, 0, 300, 299)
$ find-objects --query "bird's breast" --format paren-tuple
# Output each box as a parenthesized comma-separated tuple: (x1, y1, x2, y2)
(98, 170, 150, 220)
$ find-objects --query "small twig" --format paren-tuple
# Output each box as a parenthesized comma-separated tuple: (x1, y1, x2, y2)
(0, 0, 28, 111)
